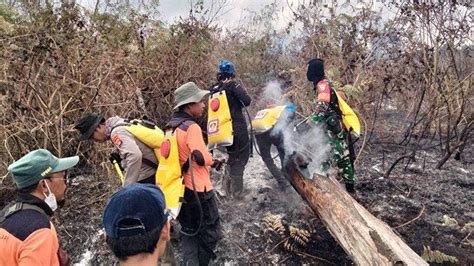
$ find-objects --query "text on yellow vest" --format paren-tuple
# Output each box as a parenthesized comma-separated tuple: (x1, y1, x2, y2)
(251, 105, 287, 134)
(207, 90, 233, 149)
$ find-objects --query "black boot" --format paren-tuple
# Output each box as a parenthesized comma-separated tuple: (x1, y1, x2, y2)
(345, 183, 355, 193)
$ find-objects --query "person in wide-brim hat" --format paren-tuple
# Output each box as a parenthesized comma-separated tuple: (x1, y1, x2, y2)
(173, 81, 210, 110)
(165, 81, 223, 265)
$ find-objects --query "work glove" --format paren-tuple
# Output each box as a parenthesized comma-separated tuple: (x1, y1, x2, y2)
(109, 152, 124, 171)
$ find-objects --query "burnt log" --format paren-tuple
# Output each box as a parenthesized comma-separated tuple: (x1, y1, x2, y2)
(284, 156, 427, 265)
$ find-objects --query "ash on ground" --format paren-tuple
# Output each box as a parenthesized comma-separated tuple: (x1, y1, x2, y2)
(1, 143, 472, 265)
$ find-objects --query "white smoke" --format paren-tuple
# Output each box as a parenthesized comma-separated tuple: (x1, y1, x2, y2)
(257, 80, 287, 107)
(291, 125, 331, 176)
(255, 80, 330, 177)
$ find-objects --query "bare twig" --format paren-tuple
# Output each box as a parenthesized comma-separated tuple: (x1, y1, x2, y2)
(393, 204, 425, 229)
(384, 152, 415, 179)
(249, 236, 290, 261)
(295, 251, 337, 265)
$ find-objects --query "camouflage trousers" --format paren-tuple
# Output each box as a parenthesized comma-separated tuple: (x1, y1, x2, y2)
(322, 131, 355, 184)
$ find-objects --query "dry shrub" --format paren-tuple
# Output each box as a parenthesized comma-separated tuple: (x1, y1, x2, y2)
(1, 0, 471, 180)
(0, 5, 217, 177)
(287, 1, 472, 168)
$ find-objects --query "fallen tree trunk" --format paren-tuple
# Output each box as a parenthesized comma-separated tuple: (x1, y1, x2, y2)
(284, 156, 427, 265)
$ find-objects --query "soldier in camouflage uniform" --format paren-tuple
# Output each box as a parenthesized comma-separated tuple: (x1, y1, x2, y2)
(306, 58, 355, 192)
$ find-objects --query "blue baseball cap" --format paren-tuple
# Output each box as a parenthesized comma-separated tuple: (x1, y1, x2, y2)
(103, 184, 168, 239)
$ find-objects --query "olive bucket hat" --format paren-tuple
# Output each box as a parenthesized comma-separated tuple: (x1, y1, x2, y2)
(173, 82, 210, 110)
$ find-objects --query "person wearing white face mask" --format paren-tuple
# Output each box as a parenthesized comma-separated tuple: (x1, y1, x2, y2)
(0, 149, 79, 266)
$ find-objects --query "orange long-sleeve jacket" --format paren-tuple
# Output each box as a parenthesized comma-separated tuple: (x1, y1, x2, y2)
(177, 122, 214, 192)
(167, 112, 214, 192)
(0, 198, 60, 266)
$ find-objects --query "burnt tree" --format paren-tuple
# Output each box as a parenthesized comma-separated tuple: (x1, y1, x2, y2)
(284, 157, 427, 265)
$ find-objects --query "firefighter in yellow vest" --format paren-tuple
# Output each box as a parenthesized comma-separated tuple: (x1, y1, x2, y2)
(307, 58, 356, 193)
(168, 82, 223, 265)
(75, 113, 177, 264)
(254, 105, 296, 190)
(209, 60, 252, 198)
(75, 114, 159, 186)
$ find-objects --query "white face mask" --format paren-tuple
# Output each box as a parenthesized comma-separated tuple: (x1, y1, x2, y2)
(43, 181, 58, 211)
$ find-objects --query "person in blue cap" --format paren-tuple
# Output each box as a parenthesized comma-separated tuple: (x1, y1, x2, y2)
(103, 183, 171, 265)
(0, 149, 79, 266)
(210, 59, 252, 199)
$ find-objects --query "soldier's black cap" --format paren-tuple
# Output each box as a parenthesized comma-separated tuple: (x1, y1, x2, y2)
(306, 58, 325, 82)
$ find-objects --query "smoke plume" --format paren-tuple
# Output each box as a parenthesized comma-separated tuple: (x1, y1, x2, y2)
(256, 81, 330, 177)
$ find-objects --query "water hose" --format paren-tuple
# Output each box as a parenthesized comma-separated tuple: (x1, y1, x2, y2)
(241, 102, 254, 158)
(179, 155, 203, 237)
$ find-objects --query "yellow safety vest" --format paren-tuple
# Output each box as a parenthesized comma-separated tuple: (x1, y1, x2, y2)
(155, 130, 185, 219)
(207, 90, 233, 149)
(251, 105, 287, 134)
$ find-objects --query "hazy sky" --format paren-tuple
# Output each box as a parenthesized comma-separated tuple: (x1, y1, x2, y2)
(80, 0, 297, 29)
(75, 0, 393, 30)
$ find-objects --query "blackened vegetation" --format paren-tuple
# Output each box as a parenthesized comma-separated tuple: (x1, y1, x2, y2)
(0, 0, 472, 264)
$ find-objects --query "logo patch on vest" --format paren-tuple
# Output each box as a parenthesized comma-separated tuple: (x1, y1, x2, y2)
(317, 81, 330, 103)
(255, 110, 268, 120)
(111, 134, 123, 147)
(207, 119, 219, 135)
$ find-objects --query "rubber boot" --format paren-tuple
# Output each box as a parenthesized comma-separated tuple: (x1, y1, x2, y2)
(230, 174, 244, 199)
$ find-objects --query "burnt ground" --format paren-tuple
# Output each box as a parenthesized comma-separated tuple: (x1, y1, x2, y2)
(0, 140, 472, 265)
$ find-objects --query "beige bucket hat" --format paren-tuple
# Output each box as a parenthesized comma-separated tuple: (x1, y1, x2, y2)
(173, 82, 210, 110)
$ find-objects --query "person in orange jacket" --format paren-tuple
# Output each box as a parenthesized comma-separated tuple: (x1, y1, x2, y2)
(166, 82, 223, 265)
(0, 149, 79, 266)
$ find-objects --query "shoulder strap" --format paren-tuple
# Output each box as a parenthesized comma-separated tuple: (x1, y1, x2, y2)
(110, 122, 131, 132)
(178, 120, 195, 132)
(332, 89, 343, 118)
(0, 202, 47, 223)
(169, 118, 195, 133)
(112, 120, 161, 169)
(141, 157, 158, 169)
(169, 119, 196, 174)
